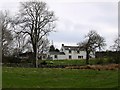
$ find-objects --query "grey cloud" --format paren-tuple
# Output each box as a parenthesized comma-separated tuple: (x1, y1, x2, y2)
(49, 19, 92, 44)
(89, 2, 118, 28)
(0, 1, 118, 50)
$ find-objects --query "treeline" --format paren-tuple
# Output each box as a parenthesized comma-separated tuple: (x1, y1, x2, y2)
(95, 51, 120, 64)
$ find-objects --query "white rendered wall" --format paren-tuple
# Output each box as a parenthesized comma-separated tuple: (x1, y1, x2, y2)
(49, 46, 95, 60)
(50, 55, 67, 60)
(63, 50, 86, 59)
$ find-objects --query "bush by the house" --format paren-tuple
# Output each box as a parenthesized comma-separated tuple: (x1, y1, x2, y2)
(40, 61, 47, 65)
(96, 58, 104, 65)
(3, 56, 21, 63)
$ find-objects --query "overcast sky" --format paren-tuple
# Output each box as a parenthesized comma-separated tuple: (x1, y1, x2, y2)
(0, 0, 119, 50)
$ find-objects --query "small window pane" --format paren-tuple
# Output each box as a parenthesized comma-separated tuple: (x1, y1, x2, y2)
(54, 55, 57, 58)
(69, 55, 72, 59)
(69, 50, 71, 53)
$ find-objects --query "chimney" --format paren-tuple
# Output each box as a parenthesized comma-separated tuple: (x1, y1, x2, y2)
(62, 44, 64, 47)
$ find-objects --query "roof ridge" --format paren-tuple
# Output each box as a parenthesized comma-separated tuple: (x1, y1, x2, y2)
(64, 45, 79, 47)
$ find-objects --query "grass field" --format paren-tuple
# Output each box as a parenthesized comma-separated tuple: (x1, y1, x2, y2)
(39, 58, 109, 66)
(2, 67, 118, 88)
(0, 66, 2, 89)
(43, 59, 86, 65)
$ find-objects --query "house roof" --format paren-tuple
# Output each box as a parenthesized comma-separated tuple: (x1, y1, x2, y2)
(63, 46, 85, 51)
(49, 51, 65, 55)
(39, 54, 47, 56)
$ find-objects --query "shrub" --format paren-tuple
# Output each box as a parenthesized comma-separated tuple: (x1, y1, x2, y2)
(49, 61, 54, 64)
(107, 57, 119, 64)
(3, 63, 34, 67)
(40, 61, 47, 65)
(3, 56, 21, 63)
(96, 58, 104, 65)
(107, 51, 119, 64)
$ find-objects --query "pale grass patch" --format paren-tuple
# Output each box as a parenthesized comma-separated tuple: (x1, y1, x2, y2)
(65, 64, 119, 70)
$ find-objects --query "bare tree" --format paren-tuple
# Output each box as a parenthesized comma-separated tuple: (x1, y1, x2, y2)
(110, 35, 120, 51)
(12, 32, 32, 56)
(77, 30, 106, 64)
(38, 37, 50, 54)
(12, 1, 56, 67)
(0, 11, 13, 56)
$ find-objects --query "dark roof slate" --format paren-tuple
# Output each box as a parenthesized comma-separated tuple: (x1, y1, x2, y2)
(63, 46, 84, 50)
(49, 51, 65, 55)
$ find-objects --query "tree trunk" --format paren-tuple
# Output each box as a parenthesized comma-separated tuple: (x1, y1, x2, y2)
(33, 48, 39, 68)
(36, 44, 38, 68)
(33, 43, 38, 68)
(33, 45, 36, 67)
(86, 50, 90, 65)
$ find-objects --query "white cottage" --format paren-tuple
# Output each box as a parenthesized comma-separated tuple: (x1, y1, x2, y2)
(47, 51, 66, 60)
(48, 44, 95, 60)
(60, 44, 86, 59)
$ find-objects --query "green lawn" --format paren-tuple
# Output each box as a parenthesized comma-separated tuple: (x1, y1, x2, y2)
(0, 66, 2, 89)
(2, 67, 118, 88)
(44, 59, 86, 65)
(39, 58, 109, 66)
(40, 59, 94, 66)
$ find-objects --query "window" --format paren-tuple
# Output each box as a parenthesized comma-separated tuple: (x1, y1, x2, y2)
(69, 50, 71, 53)
(78, 56, 83, 59)
(82, 56, 83, 58)
(77, 50, 80, 53)
(78, 56, 81, 59)
(69, 55, 72, 59)
(54, 55, 57, 58)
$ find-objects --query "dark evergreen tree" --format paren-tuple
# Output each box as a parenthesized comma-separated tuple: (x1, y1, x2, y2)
(49, 45, 55, 52)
